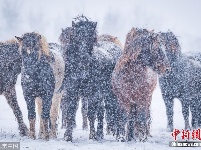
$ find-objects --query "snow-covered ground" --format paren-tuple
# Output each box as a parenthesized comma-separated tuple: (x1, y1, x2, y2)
(0, 75, 196, 150)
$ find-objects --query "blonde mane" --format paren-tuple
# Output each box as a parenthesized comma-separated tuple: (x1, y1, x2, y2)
(17, 32, 50, 60)
(0, 39, 19, 45)
(98, 34, 123, 50)
(39, 34, 50, 58)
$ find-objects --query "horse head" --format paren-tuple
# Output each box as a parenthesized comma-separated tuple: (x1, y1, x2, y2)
(63, 16, 97, 80)
(15, 32, 50, 75)
(71, 15, 97, 55)
(59, 27, 72, 46)
(159, 31, 181, 63)
(124, 28, 170, 74)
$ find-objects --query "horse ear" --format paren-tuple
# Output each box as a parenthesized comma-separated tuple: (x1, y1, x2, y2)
(61, 28, 64, 32)
(72, 21, 75, 27)
(15, 36, 22, 42)
(38, 35, 42, 39)
(150, 29, 154, 35)
(93, 22, 97, 29)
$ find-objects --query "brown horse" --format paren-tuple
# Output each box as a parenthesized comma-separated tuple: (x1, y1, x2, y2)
(0, 39, 28, 136)
(98, 34, 123, 50)
(112, 28, 169, 141)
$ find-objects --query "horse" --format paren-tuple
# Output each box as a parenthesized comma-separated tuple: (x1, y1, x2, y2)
(98, 34, 124, 50)
(15, 32, 56, 140)
(60, 15, 122, 141)
(59, 28, 123, 132)
(159, 31, 201, 132)
(59, 27, 81, 129)
(112, 28, 170, 141)
(0, 39, 28, 136)
(36, 43, 65, 139)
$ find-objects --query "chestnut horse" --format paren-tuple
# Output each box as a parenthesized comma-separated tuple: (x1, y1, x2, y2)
(112, 28, 169, 141)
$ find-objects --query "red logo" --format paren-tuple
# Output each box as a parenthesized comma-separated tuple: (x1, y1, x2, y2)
(172, 129, 201, 141)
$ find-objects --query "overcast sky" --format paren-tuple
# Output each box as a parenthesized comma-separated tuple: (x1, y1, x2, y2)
(0, 0, 201, 52)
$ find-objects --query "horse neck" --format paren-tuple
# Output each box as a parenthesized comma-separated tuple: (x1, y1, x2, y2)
(128, 60, 148, 77)
(166, 48, 181, 67)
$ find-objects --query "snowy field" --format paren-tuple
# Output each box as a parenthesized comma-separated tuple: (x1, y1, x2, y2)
(0, 75, 196, 150)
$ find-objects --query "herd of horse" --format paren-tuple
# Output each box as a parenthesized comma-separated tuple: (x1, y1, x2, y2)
(0, 15, 201, 142)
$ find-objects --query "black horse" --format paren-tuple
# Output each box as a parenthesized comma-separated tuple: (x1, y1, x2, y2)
(0, 40, 28, 136)
(60, 16, 122, 141)
(16, 33, 55, 140)
(159, 31, 201, 132)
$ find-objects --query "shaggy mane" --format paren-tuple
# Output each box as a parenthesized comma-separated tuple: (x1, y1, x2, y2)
(98, 34, 123, 50)
(161, 31, 181, 55)
(0, 39, 19, 45)
(59, 27, 72, 45)
(18, 32, 50, 59)
(39, 34, 50, 57)
(114, 28, 143, 75)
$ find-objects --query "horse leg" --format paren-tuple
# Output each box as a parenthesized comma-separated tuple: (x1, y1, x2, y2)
(63, 90, 78, 142)
(3, 86, 28, 136)
(163, 94, 174, 132)
(41, 94, 53, 141)
(36, 98, 44, 139)
(145, 97, 152, 138)
(127, 103, 136, 141)
(72, 98, 79, 128)
(181, 99, 191, 130)
(198, 99, 201, 128)
(96, 99, 104, 140)
(146, 108, 152, 138)
(60, 93, 67, 129)
(104, 93, 116, 135)
(88, 97, 97, 140)
(82, 97, 88, 130)
(116, 108, 127, 142)
(50, 93, 62, 138)
(25, 94, 36, 139)
(189, 98, 197, 129)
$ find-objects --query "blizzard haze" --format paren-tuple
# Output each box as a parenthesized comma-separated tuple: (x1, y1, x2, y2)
(0, 1, 201, 150)
(0, 0, 201, 52)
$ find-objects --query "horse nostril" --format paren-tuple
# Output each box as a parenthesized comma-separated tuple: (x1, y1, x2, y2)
(166, 65, 171, 72)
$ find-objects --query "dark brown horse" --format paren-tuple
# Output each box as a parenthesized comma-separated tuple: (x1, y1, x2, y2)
(159, 31, 201, 131)
(112, 28, 169, 141)
(16, 32, 55, 140)
(0, 39, 28, 136)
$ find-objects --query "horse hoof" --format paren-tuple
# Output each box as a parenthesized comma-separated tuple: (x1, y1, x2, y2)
(29, 133, 36, 140)
(89, 134, 96, 140)
(96, 135, 103, 141)
(116, 136, 125, 142)
(82, 125, 88, 130)
(64, 136, 72, 142)
(166, 127, 173, 132)
(166, 126, 173, 132)
(51, 132, 57, 139)
(64, 131, 72, 142)
(19, 124, 28, 136)
(43, 136, 49, 141)
(140, 137, 148, 142)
